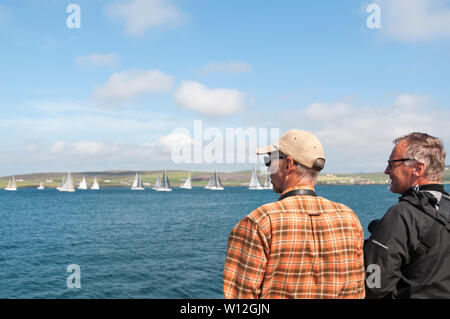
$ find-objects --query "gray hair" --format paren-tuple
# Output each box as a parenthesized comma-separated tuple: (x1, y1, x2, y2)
(295, 158, 325, 183)
(394, 132, 446, 182)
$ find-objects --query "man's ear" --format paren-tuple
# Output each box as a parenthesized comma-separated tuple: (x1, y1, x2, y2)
(413, 161, 426, 177)
(286, 157, 295, 171)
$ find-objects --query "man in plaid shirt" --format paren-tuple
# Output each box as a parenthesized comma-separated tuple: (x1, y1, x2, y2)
(223, 129, 365, 299)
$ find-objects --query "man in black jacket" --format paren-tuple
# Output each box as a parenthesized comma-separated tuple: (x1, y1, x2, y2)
(364, 132, 449, 298)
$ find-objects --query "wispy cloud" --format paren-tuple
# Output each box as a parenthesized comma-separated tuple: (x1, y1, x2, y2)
(41, 135, 187, 170)
(394, 93, 430, 109)
(18, 140, 169, 173)
(105, 0, 186, 36)
(203, 61, 251, 73)
(93, 69, 174, 107)
(30, 99, 95, 114)
(0, 113, 178, 138)
(0, 4, 12, 23)
(158, 131, 194, 152)
(174, 81, 248, 116)
(75, 53, 119, 68)
(376, 0, 450, 42)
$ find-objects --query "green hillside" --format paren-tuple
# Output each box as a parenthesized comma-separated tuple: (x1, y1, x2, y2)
(0, 170, 254, 188)
(1, 166, 448, 189)
(444, 166, 450, 183)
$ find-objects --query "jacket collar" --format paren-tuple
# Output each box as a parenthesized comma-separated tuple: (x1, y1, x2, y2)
(400, 184, 444, 219)
(413, 184, 448, 195)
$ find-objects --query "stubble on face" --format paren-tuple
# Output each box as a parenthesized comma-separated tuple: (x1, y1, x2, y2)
(386, 141, 413, 194)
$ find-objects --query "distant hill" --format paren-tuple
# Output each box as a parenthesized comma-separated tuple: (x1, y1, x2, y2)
(0, 170, 254, 188)
(1, 166, 448, 188)
(0, 169, 388, 188)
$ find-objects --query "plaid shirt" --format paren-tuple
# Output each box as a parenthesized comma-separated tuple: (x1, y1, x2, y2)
(223, 186, 365, 299)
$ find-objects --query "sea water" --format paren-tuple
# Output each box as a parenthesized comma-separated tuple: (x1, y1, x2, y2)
(0, 185, 400, 298)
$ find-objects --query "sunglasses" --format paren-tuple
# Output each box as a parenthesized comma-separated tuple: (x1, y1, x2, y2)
(264, 154, 287, 167)
(387, 158, 414, 169)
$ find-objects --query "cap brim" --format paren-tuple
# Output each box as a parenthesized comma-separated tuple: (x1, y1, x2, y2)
(255, 144, 278, 155)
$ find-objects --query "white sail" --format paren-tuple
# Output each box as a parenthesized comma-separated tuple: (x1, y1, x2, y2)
(132, 173, 138, 188)
(205, 175, 212, 189)
(90, 177, 100, 190)
(37, 180, 45, 190)
(208, 171, 224, 191)
(263, 172, 273, 189)
(152, 175, 161, 190)
(180, 173, 192, 189)
(156, 170, 172, 191)
(56, 175, 65, 190)
(131, 173, 144, 190)
(5, 176, 17, 191)
(78, 176, 88, 190)
(249, 167, 264, 190)
(215, 171, 224, 190)
(59, 172, 75, 192)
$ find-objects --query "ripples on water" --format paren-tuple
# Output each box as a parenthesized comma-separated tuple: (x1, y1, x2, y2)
(0, 185, 399, 298)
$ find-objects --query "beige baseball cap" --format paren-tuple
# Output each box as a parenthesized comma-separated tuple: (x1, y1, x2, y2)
(256, 129, 325, 168)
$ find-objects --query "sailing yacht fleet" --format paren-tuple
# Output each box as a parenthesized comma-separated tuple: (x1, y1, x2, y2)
(3, 168, 272, 192)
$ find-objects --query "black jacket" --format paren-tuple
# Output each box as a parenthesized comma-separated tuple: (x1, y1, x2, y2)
(364, 184, 450, 299)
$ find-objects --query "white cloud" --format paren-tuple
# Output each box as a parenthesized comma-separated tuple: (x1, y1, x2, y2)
(303, 102, 351, 122)
(93, 69, 174, 107)
(105, 0, 186, 36)
(72, 141, 109, 156)
(394, 93, 429, 109)
(0, 113, 178, 141)
(75, 53, 119, 68)
(36, 137, 180, 172)
(51, 141, 108, 156)
(174, 81, 248, 116)
(203, 61, 251, 73)
(269, 94, 450, 172)
(299, 98, 446, 148)
(377, 0, 450, 42)
(158, 131, 193, 152)
(50, 141, 68, 153)
(30, 100, 94, 113)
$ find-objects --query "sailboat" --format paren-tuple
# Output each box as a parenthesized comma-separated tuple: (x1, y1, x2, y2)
(131, 173, 144, 190)
(263, 172, 273, 189)
(78, 176, 88, 190)
(37, 180, 45, 190)
(180, 173, 192, 189)
(156, 170, 172, 192)
(56, 175, 65, 190)
(207, 171, 224, 191)
(5, 176, 17, 191)
(205, 175, 212, 189)
(59, 172, 75, 192)
(152, 175, 161, 190)
(249, 167, 264, 190)
(90, 177, 100, 190)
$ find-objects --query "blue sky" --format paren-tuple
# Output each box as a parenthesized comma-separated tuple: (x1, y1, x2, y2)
(1, 0, 449, 176)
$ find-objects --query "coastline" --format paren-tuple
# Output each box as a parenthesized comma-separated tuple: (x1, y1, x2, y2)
(1, 169, 449, 188)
